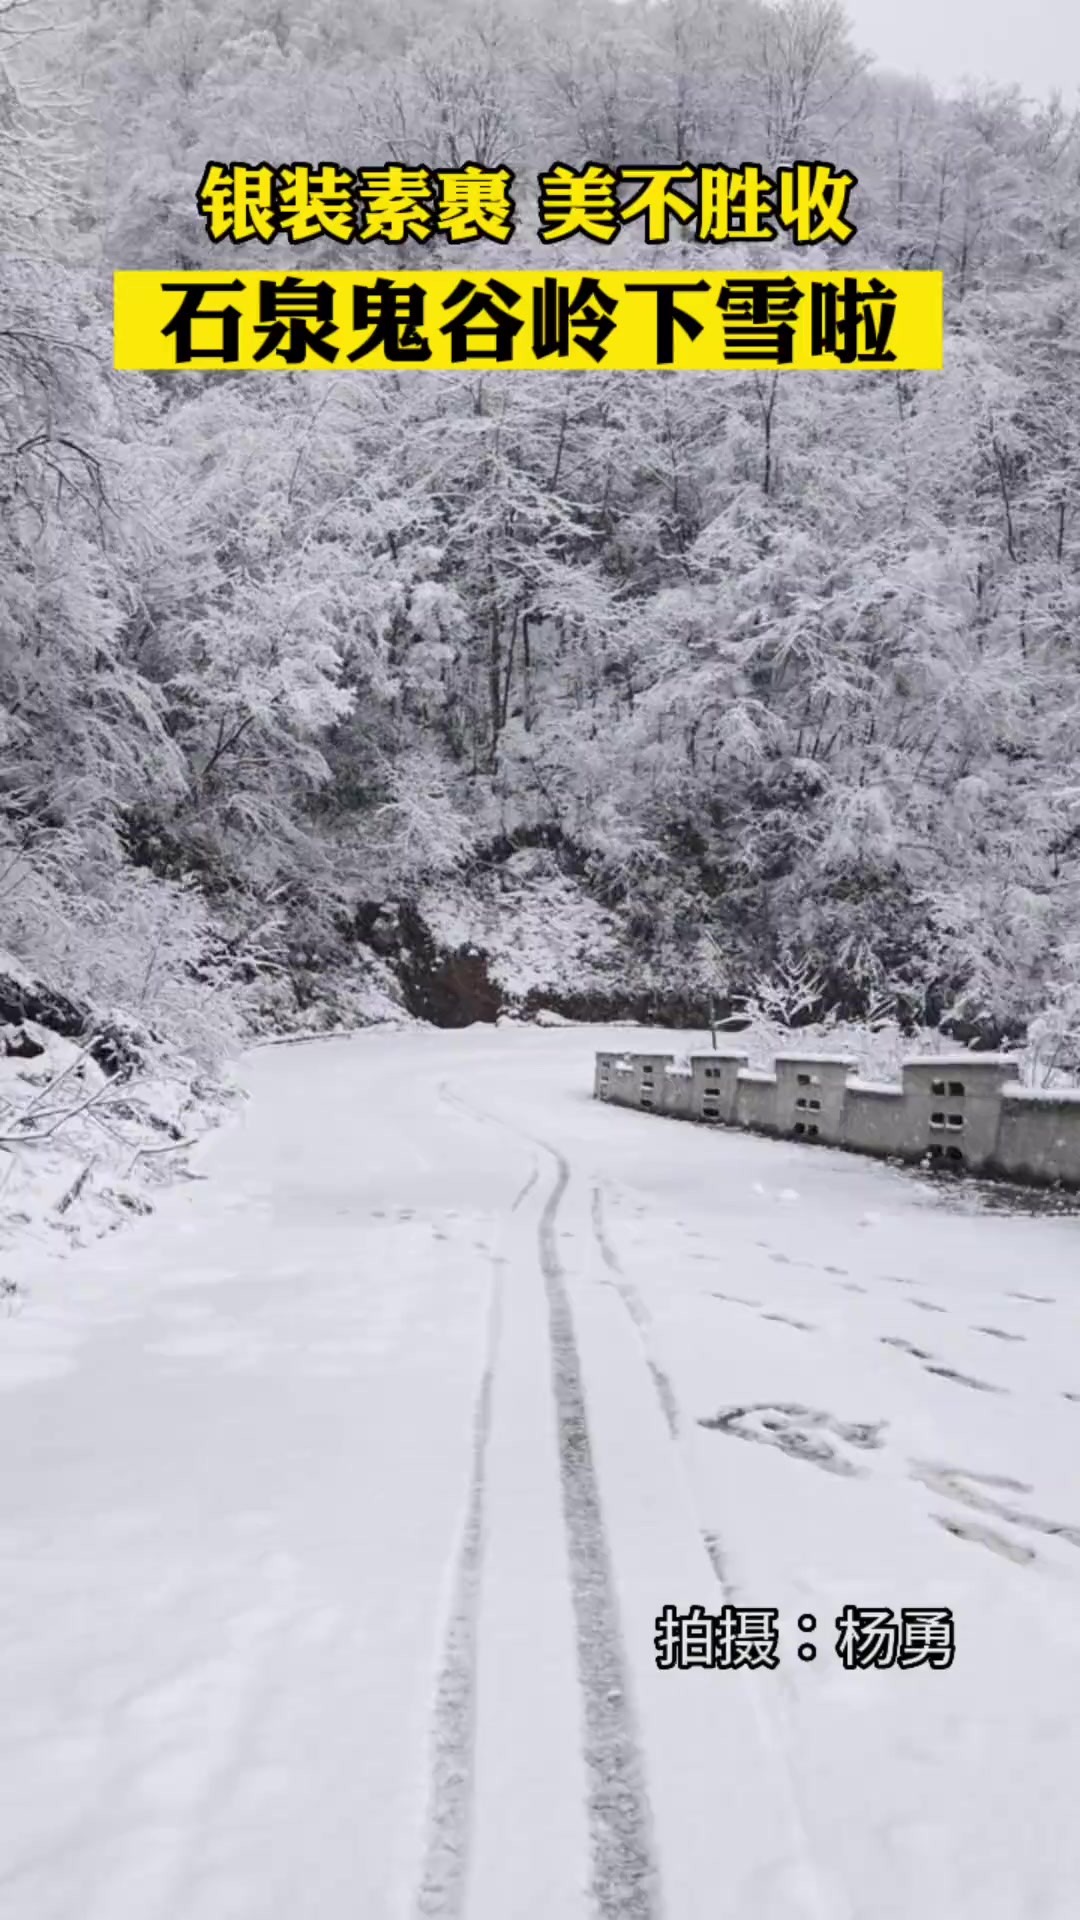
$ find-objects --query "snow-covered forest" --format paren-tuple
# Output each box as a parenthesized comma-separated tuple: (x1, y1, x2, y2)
(4, 0, 1080, 1066)
(7, 13, 1080, 1911)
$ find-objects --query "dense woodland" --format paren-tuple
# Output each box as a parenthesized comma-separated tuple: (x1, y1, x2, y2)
(3, 0, 1080, 1062)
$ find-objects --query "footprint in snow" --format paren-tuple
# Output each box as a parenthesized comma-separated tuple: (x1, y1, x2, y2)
(760, 1312, 816, 1332)
(880, 1336, 933, 1361)
(699, 1402, 886, 1476)
(923, 1363, 1007, 1394)
(934, 1515, 1036, 1564)
(913, 1462, 1080, 1552)
(973, 1326, 1026, 1343)
(913, 1461, 1032, 1496)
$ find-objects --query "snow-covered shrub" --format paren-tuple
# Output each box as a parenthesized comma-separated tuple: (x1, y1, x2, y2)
(0, 818, 246, 1069)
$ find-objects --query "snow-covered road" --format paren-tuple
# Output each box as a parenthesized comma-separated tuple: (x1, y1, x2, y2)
(3, 1026, 1080, 1920)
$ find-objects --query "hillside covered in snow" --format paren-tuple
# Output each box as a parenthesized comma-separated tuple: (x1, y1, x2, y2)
(4, 0, 1080, 1130)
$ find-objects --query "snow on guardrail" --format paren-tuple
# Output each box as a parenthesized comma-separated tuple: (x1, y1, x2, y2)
(593, 1048, 1080, 1188)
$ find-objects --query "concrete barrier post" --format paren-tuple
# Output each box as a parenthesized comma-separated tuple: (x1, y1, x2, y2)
(596, 1052, 641, 1108)
(774, 1055, 856, 1145)
(634, 1053, 676, 1114)
(901, 1056, 1016, 1172)
(688, 1052, 748, 1123)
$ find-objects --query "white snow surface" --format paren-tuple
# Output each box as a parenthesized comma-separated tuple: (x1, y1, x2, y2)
(2, 1024, 1080, 1920)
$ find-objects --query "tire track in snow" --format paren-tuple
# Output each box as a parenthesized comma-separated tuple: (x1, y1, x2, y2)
(510, 1163, 539, 1212)
(539, 1154, 663, 1920)
(413, 1249, 504, 1918)
(591, 1185, 745, 1604)
(588, 1192, 841, 1918)
(437, 1082, 663, 1919)
(589, 1185, 740, 1588)
(591, 1185, 680, 1441)
(439, 1082, 835, 1919)
(590, 1187, 734, 1596)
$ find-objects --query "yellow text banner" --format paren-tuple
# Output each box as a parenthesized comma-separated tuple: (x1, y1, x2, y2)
(114, 269, 943, 373)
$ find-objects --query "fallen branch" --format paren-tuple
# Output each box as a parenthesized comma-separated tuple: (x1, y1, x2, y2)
(16, 1036, 102, 1121)
(0, 1073, 119, 1144)
(55, 1157, 96, 1215)
(124, 1137, 196, 1178)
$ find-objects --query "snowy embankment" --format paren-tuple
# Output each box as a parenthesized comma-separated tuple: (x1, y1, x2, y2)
(0, 927, 419, 1278)
(0, 1014, 236, 1284)
(2, 1024, 1079, 1920)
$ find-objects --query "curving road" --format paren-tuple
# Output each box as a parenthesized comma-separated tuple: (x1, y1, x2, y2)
(2, 1026, 1079, 1920)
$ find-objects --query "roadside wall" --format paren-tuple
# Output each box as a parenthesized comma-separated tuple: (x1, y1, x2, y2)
(592, 1049, 1080, 1188)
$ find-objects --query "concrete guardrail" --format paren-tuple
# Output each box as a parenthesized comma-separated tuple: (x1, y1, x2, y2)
(593, 1048, 1080, 1187)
